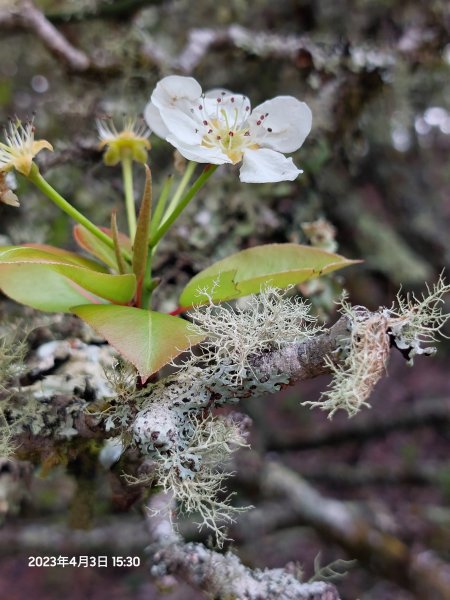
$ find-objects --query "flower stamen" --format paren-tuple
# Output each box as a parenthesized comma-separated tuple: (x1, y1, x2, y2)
(0, 118, 53, 177)
(97, 116, 151, 166)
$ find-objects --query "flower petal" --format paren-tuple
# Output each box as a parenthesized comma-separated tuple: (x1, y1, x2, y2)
(166, 136, 232, 165)
(144, 102, 170, 138)
(32, 140, 53, 154)
(1, 190, 20, 207)
(158, 107, 203, 146)
(146, 75, 206, 146)
(240, 148, 302, 183)
(248, 96, 312, 153)
(151, 75, 203, 110)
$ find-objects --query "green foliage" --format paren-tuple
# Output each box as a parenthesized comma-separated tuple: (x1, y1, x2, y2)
(73, 225, 132, 273)
(179, 243, 359, 307)
(71, 304, 207, 381)
(0, 246, 136, 312)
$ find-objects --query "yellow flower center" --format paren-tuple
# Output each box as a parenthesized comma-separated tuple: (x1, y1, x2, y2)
(97, 118, 151, 166)
(201, 107, 258, 164)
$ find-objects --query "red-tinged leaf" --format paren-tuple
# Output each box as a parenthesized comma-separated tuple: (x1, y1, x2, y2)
(179, 243, 360, 306)
(1, 245, 107, 271)
(132, 165, 152, 287)
(0, 247, 136, 312)
(73, 225, 131, 271)
(71, 304, 206, 381)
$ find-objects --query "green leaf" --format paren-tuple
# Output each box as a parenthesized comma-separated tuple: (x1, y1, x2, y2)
(110, 212, 127, 275)
(179, 243, 360, 306)
(73, 225, 132, 271)
(0, 246, 136, 312)
(1, 245, 107, 272)
(71, 305, 206, 381)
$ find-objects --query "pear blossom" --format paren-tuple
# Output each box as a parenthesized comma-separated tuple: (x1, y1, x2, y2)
(96, 116, 151, 166)
(144, 75, 312, 183)
(0, 119, 53, 177)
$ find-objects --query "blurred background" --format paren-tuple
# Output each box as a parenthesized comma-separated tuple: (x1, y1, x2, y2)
(0, 1, 449, 598)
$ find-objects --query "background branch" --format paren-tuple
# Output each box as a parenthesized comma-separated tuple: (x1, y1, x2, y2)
(267, 397, 450, 452)
(258, 461, 450, 600)
(0, 1, 90, 72)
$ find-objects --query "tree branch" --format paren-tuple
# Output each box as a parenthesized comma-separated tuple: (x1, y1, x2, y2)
(45, 0, 163, 24)
(267, 398, 450, 452)
(145, 492, 341, 600)
(0, 1, 90, 72)
(258, 461, 450, 600)
(6, 317, 348, 444)
(0, 517, 149, 555)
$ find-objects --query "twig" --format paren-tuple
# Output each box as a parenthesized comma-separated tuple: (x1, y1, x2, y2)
(176, 25, 319, 74)
(299, 462, 450, 487)
(0, 0, 122, 74)
(0, 1, 90, 72)
(0, 517, 149, 554)
(145, 492, 341, 600)
(267, 398, 450, 452)
(36, 139, 101, 174)
(260, 461, 450, 600)
(7, 316, 349, 451)
(45, 0, 162, 24)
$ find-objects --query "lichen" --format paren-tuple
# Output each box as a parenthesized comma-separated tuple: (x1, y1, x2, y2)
(305, 304, 390, 418)
(0, 323, 29, 456)
(127, 287, 321, 541)
(384, 274, 450, 364)
(146, 413, 249, 546)
(306, 277, 450, 418)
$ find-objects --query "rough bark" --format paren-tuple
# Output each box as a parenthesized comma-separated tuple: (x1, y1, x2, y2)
(146, 492, 341, 600)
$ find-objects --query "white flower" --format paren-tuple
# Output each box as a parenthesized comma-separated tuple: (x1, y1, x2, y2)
(144, 75, 312, 183)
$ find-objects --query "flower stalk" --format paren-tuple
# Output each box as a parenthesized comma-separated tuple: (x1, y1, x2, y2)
(150, 174, 173, 240)
(121, 155, 137, 241)
(150, 164, 218, 248)
(163, 160, 196, 223)
(28, 163, 132, 263)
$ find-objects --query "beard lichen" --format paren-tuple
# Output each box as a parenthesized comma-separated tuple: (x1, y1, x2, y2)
(108, 281, 449, 539)
(122, 287, 321, 542)
(305, 277, 450, 418)
(0, 323, 28, 457)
